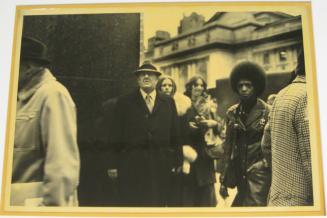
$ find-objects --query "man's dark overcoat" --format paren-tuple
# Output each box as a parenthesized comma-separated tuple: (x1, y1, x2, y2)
(110, 89, 181, 206)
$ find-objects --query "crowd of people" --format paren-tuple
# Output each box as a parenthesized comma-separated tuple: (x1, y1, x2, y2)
(11, 36, 313, 207)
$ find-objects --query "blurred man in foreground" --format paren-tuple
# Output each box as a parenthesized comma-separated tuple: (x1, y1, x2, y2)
(11, 36, 80, 206)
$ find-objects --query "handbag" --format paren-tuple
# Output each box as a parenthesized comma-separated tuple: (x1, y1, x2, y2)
(204, 128, 224, 159)
(204, 144, 224, 159)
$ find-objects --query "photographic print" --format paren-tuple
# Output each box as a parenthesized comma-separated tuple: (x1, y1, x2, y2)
(0, 1, 325, 216)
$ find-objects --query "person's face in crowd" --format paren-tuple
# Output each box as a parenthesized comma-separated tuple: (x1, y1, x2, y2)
(18, 60, 39, 91)
(191, 78, 205, 99)
(137, 71, 159, 93)
(161, 78, 174, 96)
(19, 61, 29, 87)
(237, 79, 254, 101)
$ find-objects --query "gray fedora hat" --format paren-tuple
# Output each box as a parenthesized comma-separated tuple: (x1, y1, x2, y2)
(134, 62, 161, 76)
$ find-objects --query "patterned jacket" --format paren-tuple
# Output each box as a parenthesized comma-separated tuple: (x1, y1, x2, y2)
(263, 75, 313, 206)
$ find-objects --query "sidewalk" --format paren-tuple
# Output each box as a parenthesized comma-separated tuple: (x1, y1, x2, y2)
(215, 173, 237, 208)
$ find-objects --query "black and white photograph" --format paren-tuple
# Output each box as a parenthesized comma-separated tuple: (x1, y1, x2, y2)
(0, 1, 325, 216)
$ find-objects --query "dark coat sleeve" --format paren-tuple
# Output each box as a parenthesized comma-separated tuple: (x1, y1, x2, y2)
(261, 121, 272, 167)
(219, 114, 234, 185)
(93, 98, 119, 170)
(107, 97, 125, 169)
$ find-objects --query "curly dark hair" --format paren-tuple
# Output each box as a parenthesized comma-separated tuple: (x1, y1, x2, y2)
(230, 61, 266, 96)
(184, 75, 207, 98)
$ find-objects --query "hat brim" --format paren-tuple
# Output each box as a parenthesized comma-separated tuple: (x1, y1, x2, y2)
(134, 69, 161, 76)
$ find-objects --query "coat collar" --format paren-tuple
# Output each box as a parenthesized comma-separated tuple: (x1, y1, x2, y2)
(139, 88, 157, 103)
(152, 92, 165, 114)
(135, 89, 164, 115)
(227, 98, 268, 130)
(17, 68, 56, 102)
(244, 98, 268, 127)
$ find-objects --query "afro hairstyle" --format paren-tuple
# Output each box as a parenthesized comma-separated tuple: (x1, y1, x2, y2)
(230, 61, 266, 96)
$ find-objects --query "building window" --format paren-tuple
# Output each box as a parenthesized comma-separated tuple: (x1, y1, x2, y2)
(188, 35, 196, 47)
(161, 66, 172, 76)
(172, 42, 179, 51)
(279, 50, 288, 62)
(196, 59, 207, 81)
(206, 31, 210, 43)
(264, 65, 271, 71)
(178, 65, 188, 92)
(263, 52, 270, 64)
(159, 47, 163, 55)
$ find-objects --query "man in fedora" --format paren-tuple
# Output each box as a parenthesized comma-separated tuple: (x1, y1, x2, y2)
(11, 36, 80, 206)
(108, 62, 182, 206)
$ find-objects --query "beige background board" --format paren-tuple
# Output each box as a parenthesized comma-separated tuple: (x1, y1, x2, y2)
(0, 0, 326, 217)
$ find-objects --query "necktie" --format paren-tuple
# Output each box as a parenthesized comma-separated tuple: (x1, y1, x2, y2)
(145, 94, 153, 113)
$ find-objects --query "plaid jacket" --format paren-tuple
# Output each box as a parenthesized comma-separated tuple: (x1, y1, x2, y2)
(264, 75, 313, 206)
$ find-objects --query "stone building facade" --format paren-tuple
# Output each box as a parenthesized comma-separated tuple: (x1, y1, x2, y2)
(144, 12, 303, 95)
